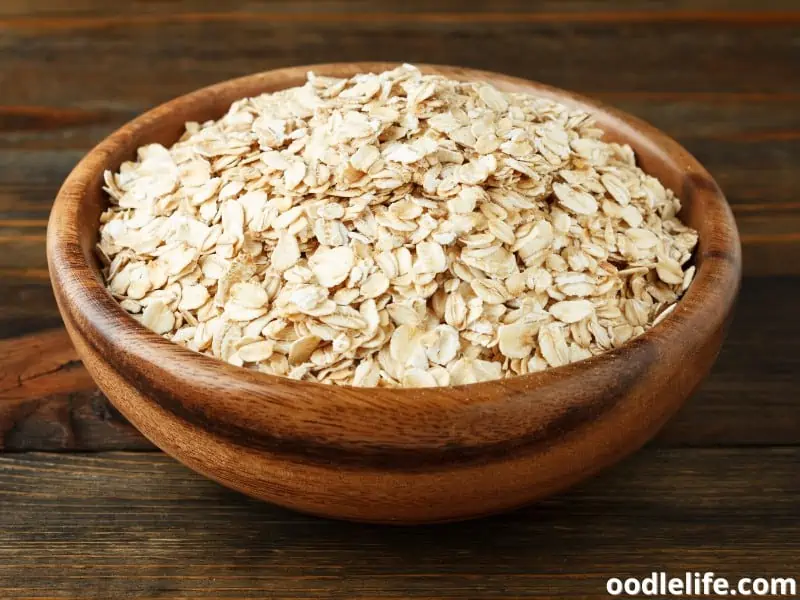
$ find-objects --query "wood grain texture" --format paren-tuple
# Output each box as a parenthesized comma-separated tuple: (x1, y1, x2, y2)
(0, 449, 797, 599)
(0, 0, 797, 594)
(45, 63, 741, 523)
(3, 0, 799, 17)
(2, 277, 797, 451)
(4, 12, 797, 99)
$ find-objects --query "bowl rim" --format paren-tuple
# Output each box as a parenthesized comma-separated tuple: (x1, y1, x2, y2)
(47, 63, 741, 459)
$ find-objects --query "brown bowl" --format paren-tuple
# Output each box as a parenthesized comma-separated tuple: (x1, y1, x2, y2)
(47, 63, 741, 524)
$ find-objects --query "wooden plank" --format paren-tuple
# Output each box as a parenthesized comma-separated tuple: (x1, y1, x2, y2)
(2, 18, 798, 111)
(1, 278, 798, 450)
(0, 392, 155, 452)
(3, 8, 800, 26)
(0, 329, 152, 451)
(4, 5, 800, 25)
(0, 449, 797, 598)
(0, 280, 62, 339)
(2, 0, 799, 18)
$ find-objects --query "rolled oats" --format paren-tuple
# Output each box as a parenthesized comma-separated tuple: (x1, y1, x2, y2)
(99, 65, 698, 387)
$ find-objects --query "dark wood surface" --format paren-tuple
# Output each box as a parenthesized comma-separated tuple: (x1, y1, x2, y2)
(1, 0, 798, 596)
(2, 449, 799, 599)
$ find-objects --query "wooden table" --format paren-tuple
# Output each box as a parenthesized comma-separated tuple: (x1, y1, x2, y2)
(1, 2, 798, 598)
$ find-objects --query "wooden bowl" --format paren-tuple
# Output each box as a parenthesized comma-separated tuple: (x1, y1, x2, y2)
(47, 63, 741, 524)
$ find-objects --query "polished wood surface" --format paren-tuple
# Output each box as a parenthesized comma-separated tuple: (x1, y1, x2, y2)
(2, 449, 798, 598)
(1, 0, 797, 596)
(46, 63, 741, 523)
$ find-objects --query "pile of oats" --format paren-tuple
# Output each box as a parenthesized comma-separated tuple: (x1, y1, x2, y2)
(98, 65, 698, 387)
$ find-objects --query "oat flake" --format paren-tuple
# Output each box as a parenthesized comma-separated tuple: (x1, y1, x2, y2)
(99, 65, 698, 387)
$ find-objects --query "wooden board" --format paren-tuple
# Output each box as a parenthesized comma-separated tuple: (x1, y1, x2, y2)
(0, 449, 797, 598)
